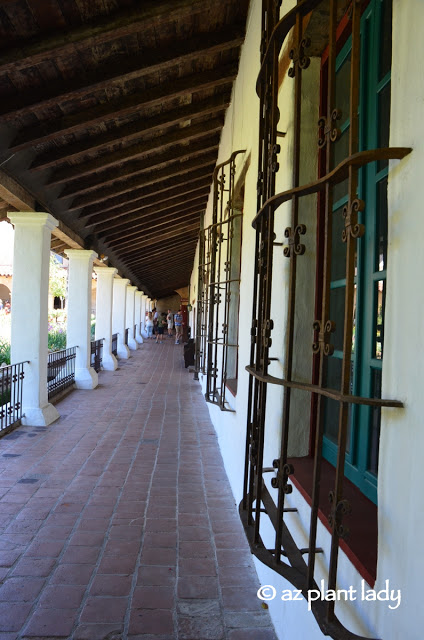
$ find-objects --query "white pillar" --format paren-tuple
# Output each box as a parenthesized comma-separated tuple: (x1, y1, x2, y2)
(141, 294, 148, 337)
(135, 291, 143, 344)
(94, 266, 118, 371)
(112, 277, 130, 359)
(65, 250, 98, 390)
(126, 285, 138, 351)
(9, 211, 60, 426)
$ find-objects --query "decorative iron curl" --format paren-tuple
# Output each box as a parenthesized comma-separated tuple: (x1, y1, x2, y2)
(318, 109, 342, 148)
(288, 37, 311, 77)
(342, 198, 365, 242)
(312, 319, 336, 356)
(271, 459, 294, 492)
(283, 223, 306, 257)
(328, 492, 352, 540)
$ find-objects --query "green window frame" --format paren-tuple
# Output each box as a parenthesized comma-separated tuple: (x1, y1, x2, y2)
(322, 0, 392, 504)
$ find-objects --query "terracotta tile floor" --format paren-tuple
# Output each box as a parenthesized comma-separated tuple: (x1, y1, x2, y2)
(0, 340, 277, 640)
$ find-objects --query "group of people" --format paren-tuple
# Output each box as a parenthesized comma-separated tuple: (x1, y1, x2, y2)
(0, 299, 10, 314)
(145, 307, 184, 345)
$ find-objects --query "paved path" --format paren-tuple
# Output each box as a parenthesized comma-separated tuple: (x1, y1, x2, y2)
(0, 339, 277, 640)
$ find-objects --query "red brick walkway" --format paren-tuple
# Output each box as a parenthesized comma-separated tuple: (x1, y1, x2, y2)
(0, 340, 277, 640)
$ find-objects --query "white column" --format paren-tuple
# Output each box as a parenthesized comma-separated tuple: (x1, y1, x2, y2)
(94, 266, 118, 371)
(141, 294, 148, 337)
(65, 250, 98, 390)
(112, 277, 130, 359)
(135, 291, 143, 344)
(126, 285, 138, 351)
(9, 211, 60, 426)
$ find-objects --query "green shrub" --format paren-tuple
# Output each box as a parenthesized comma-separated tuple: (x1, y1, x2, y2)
(0, 339, 10, 365)
(48, 328, 67, 351)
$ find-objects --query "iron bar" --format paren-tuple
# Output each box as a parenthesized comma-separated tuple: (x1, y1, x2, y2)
(112, 333, 118, 356)
(90, 338, 103, 373)
(47, 347, 76, 400)
(0, 361, 27, 435)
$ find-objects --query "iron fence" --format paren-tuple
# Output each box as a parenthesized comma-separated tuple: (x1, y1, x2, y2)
(112, 333, 118, 356)
(90, 338, 103, 373)
(47, 347, 76, 400)
(124, 328, 129, 346)
(134, 324, 137, 339)
(0, 361, 27, 434)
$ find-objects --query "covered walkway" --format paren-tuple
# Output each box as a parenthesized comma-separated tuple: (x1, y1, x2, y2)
(0, 342, 276, 640)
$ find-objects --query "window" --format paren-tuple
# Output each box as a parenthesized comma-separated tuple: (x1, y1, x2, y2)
(200, 151, 245, 410)
(322, 0, 392, 504)
(241, 0, 410, 637)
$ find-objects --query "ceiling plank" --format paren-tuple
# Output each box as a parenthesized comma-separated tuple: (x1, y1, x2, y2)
(0, 169, 35, 210)
(0, 0, 207, 74)
(47, 118, 224, 186)
(9, 64, 237, 152)
(103, 207, 203, 247)
(58, 139, 220, 200)
(110, 222, 200, 255)
(121, 232, 199, 261)
(30, 94, 230, 172)
(67, 159, 216, 211)
(2, 27, 243, 121)
(83, 177, 211, 224)
(90, 192, 208, 235)
(129, 247, 197, 270)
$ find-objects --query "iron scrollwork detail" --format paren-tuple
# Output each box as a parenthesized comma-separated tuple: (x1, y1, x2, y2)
(271, 459, 294, 494)
(342, 198, 365, 242)
(328, 491, 352, 540)
(288, 37, 311, 77)
(318, 108, 342, 148)
(312, 319, 336, 356)
(283, 223, 306, 257)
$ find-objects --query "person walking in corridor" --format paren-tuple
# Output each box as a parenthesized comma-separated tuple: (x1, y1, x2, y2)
(174, 308, 183, 345)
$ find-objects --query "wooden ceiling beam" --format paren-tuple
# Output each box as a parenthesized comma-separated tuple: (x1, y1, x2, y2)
(123, 239, 198, 266)
(48, 118, 224, 186)
(59, 138, 220, 200)
(83, 177, 211, 224)
(127, 244, 197, 269)
(91, 192, 208, 235)
(104, 208, 202, 248)
(111, 223, 200, 255)
(2, 26, 243, 122)
(31, 94, 230, 172)
(10, 64, 237, 152)
(121, 232, 199, 260)
(66, 156, 216, 210)
(0, 0, 208, 75)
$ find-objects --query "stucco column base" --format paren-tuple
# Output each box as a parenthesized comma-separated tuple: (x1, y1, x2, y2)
(22, 402, 60, 427)
(117, 344, 130, 359)
(128, 335, 138, 351)
(102, 352, 118, 371)
(75, 366, 98, 389)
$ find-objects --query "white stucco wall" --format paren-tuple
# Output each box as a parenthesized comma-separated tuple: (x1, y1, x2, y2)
(189, 0, 423, 638)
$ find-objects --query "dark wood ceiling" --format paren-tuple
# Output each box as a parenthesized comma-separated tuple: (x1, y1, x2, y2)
(0, 0, 249, 298)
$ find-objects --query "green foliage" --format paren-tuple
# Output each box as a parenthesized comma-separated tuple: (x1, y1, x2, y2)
(49, 254, 67, 301)
(48, 328, 67, 351)
(0, 339, 10, 365)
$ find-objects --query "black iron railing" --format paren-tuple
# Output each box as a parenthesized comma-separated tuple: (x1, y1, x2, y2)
(112, 333, 118, 356)
(90, 338, 103, 373)
(134, 324, 137, 339)
(47, 347, 76, 400)
(124, 328, 129, 346)
(0, 361, 27, 434)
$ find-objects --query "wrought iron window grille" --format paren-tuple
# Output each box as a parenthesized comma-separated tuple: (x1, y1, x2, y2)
(241, 1, 411, 639)
(196, 150, 245, 411)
